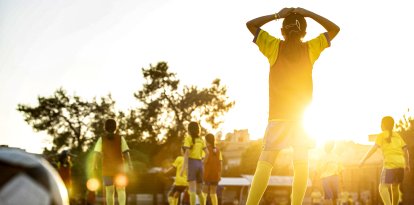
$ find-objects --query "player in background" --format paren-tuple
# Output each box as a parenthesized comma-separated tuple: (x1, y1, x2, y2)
(360, 116, 410, 205)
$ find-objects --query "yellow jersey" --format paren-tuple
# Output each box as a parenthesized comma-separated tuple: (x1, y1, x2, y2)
(183, 135, 206, 160)
(254, 29, 330, 120)
(173, 156, 188, 186)
(318, 151, 343, 179)
(375, 131, 407, 169)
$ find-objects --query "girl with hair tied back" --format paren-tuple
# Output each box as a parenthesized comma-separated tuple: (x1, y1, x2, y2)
(181, 121, 208, 205)
(360, 116, 410, 205)
(202, 133, 222, 205)
(245, 7, 340, 205)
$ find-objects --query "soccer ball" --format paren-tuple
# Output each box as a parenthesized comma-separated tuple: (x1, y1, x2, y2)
(0, 147, 69, 205)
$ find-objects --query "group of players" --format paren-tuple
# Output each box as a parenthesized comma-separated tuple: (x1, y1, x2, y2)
(164, 121, 223, 205)
(50, 5, 411, 205)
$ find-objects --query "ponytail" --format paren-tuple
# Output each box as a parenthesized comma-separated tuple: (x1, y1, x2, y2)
(282, 13, 307, 61)
(205, 133, 218, 154)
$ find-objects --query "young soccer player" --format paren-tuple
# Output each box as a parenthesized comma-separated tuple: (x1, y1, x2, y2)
(359, 116, 410, 205)
(57, 150, 75, 199)
(181, 121, 208, 205)
(245, 7, 340, 205)
(165, 148, 189, 205)
(316, 141, 343, 205)
(202, 133, 222, 205)
(92, 118, 133, 205)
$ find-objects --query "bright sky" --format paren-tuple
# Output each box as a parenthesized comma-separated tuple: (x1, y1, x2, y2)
(1, 0, 414, 153)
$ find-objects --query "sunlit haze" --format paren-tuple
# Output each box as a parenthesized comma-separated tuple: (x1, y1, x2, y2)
(1, 0, 414, 153)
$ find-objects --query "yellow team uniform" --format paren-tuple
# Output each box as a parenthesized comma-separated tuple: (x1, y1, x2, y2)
(375, 131, 407, 169)
(375, 131, 407, 205)
(255, 29, 330, 121)
(246, 28, 332, 205)
(182, 135, 206, 205)
(255, 29, 330, 150)
(173, 156, 188, 186)
(94, 136, 129, 205)
(94, 136, 130, 175)
(319, 152, 343, 179)
(94, 137, 129, 153)
(183, 135, 206, 160)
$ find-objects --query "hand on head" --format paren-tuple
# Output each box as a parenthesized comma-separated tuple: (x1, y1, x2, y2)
(292, 8, 309, 17)
(278, 7, 310, 18)
(277, 7, 295, 18)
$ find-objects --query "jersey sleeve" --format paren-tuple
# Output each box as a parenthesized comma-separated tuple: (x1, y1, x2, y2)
(121, 137, 129, 152)
(396, 133, 407, 148)
(254, 29, 281, 66)
(183, 136, 192, 149)
(94, 138, 102, 153)
(307, 33, 331, 65)
(172, 157, 179, 168)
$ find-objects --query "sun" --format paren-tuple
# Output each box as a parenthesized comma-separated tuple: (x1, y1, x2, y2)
(302, 104, 337, 147)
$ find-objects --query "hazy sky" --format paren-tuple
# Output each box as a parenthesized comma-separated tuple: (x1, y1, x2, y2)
(1, 0, 414, 153)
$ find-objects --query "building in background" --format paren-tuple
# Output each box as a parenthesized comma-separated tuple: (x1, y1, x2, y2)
(221, 129, 251, 168)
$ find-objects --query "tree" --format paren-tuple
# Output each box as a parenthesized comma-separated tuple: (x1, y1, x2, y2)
(238, 140, 262, 175)
(133, 62, 235, 160)
(17, 88, 116, 154)
(17, 88, 119, 201)
(16, 61, 236, 200)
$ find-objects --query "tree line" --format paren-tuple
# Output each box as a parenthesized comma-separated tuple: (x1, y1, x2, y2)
(17, 62, 235, 200)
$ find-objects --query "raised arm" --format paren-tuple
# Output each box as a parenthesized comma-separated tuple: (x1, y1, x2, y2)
(246, 8, 295, 35)
(123, 151, 133, 171)
(92, 152, 101, 173)
(163, 166, 176, 176)
(293, 8, 340, 40)
(180, 149, 189, 176)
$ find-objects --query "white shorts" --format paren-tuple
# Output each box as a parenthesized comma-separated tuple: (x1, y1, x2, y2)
(262, 120, 313, 151)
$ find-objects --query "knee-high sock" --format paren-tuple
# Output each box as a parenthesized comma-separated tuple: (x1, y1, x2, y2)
(105, 186, 115, 205)
(379, 184, 391, 205)
(210, 194, 218, 205)
(189, 191, 196, 205)
(116, 187, 126, 205)
(202, 193, 208, 205)
(391, 185, 400, 205)
(246, 160, 273, 205)
(172, 196, 178, 205)
(168, 196, 174, 205)
(291, 160, 308, 205)
(198, 192, 206, 205)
